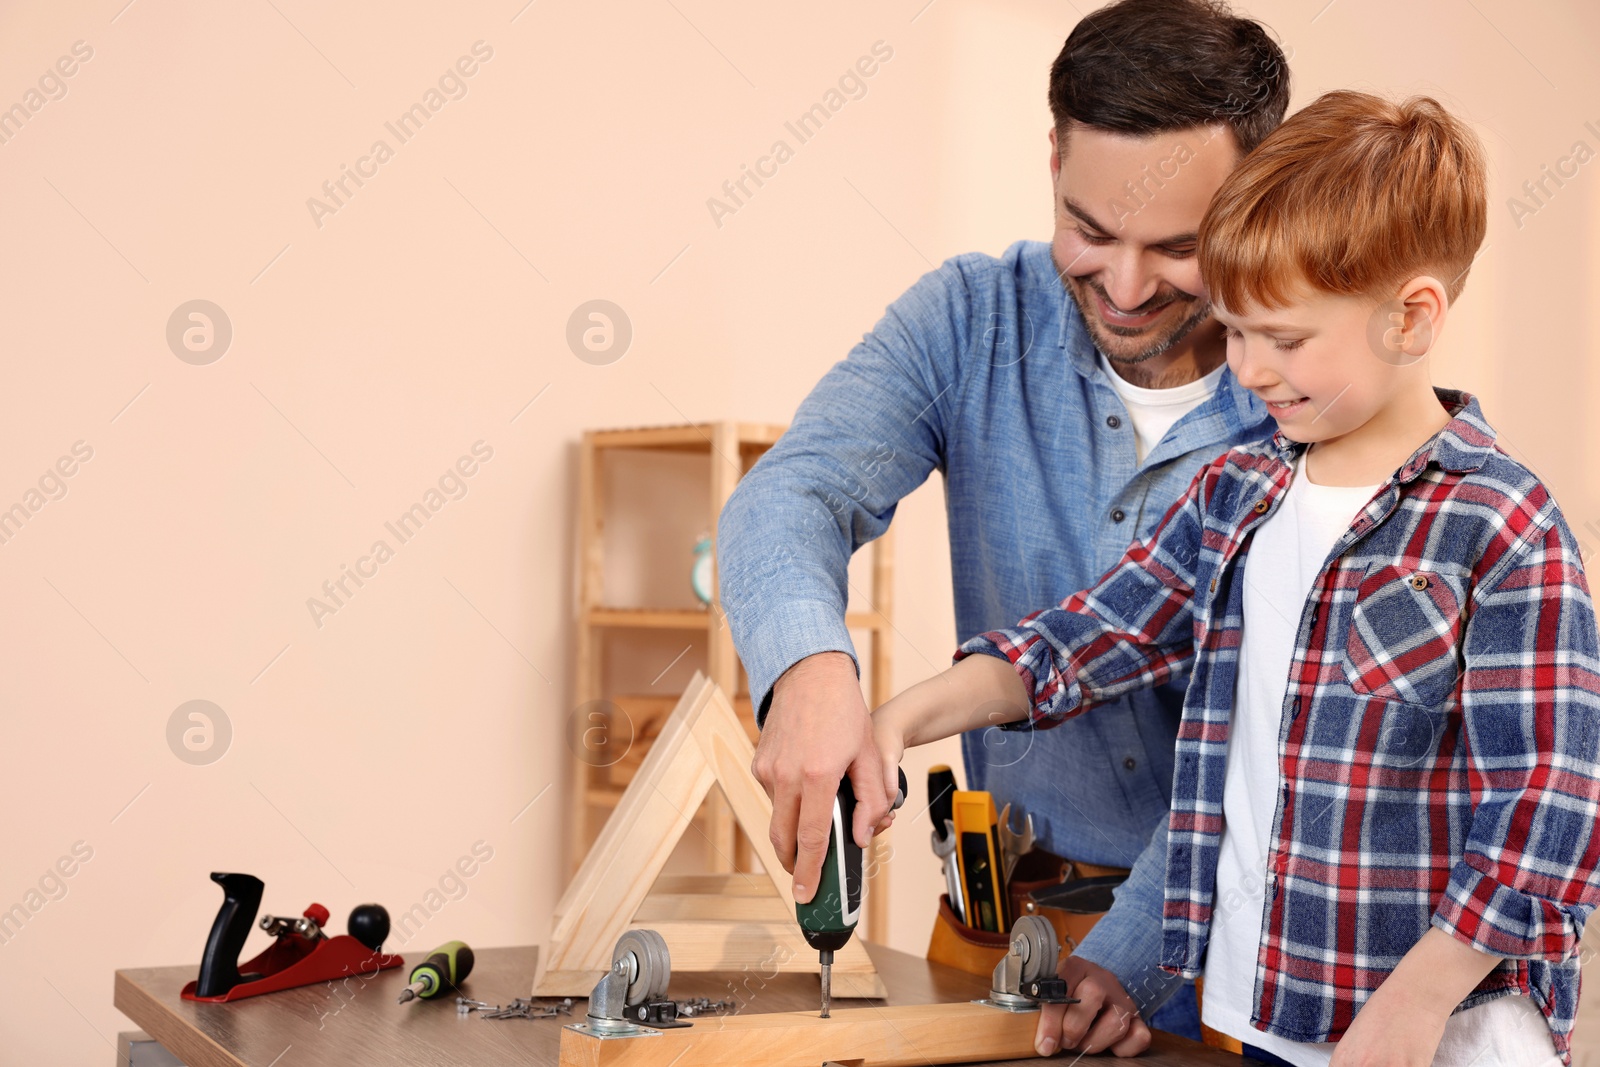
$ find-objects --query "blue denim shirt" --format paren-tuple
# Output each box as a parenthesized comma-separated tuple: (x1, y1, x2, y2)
(717, 239, 1273, 1001)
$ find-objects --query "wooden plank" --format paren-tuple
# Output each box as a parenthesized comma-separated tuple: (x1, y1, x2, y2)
(703, 421, 743, 874)
(571, 430, 605, 877)
(586, 423, 787, 453)
(845, 610, 894, 631)
(632, 893, 790, 922)
(592, 425, 719, 450)
(650, 873, 775, 897)
(735, 422, 789, 447)
(587, 784, 760, 812)
(559, 1002, 1039, 1067)
(586, 607, 711, 630)
(868, 524, 895, 709)
(706, 420, 742, 702)
(866, 524, 896, 943)
(544, 966, 883, 1004)
(538, 965, 882, 1003)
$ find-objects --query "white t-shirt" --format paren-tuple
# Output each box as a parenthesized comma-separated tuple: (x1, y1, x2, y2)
(1098, 354, 1225, 463)
(1201, 454, 1561, 1066)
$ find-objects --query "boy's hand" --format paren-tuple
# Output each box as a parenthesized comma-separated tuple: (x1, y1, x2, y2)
(869, 700, 908, 834)
(1035, 955, 1151, 1057)
(1328, 980, 1446, 1067)
(1329, 929, 1498, 1067)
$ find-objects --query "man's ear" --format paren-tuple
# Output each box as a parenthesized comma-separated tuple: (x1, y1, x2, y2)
(1049, 126, 1061, 182)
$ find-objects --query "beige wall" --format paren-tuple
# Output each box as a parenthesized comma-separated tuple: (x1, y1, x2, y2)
(0, 1, 1596, 1062)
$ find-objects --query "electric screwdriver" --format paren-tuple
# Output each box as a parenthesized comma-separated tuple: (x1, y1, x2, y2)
(795, 767, 907, 1018)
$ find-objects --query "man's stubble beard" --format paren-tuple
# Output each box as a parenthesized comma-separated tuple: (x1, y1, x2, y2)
(1054, 252, 1214, 368)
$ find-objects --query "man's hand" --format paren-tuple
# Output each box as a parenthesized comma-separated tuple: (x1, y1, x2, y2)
(1035, 954, 1152, 1057)
(751, 652, 896, 904)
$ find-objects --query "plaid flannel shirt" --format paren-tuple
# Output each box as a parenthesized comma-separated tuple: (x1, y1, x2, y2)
(956, 390, 1600, 1061)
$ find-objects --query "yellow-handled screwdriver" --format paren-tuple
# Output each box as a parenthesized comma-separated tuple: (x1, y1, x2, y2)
(396, 940, 475, 1004)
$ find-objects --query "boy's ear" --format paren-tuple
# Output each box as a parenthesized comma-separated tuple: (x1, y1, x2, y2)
(1388, 276, 1449, 362)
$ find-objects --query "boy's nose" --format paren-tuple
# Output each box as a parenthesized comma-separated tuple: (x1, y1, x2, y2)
(1228, 345, 1280, 390)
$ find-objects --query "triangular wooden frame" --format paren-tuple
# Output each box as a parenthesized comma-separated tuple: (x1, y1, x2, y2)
(534, 672, 885, 998)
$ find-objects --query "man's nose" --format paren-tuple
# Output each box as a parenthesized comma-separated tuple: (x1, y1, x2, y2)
(1101, 249, 1161, 312)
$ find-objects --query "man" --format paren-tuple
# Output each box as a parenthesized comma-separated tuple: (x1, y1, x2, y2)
(718, 0, 1288, 1052)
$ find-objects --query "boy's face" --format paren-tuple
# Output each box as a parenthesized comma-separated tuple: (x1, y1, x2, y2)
(1049, 121, 1240, 369)
(1215, 286, 1418, 444)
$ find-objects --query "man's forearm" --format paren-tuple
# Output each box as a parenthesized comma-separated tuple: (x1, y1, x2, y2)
(1072, 814, 1188, 1019)
(878, 653, 1030, 746)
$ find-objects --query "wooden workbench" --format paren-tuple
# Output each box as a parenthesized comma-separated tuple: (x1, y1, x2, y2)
(115, 942, 1244, 1066)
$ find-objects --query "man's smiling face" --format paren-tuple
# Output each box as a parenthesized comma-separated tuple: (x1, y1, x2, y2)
(1049, 121, 1241, 369)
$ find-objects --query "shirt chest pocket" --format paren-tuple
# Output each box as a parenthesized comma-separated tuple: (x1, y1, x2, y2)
(1342, 564, 1466, 707)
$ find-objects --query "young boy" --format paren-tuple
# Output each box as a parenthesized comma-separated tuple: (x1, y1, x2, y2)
(871, 91, 1600, 1065)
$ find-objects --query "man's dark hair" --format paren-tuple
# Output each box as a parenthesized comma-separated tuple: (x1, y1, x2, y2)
(1049, 0, 1290, 155)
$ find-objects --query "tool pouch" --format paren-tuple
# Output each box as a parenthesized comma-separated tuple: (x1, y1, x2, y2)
(926, 892, 1011, 975)
(926, 851, 1129, 977)
(926, 851, 1070, 976)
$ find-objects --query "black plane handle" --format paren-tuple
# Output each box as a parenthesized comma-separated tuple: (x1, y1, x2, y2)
(193, 872, 265, 998)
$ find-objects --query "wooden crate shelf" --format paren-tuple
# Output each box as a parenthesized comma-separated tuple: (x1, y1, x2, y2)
(571, 420, 898, 941)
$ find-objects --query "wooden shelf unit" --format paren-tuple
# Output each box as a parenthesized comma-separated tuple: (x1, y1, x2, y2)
(570, 420, 899, 940)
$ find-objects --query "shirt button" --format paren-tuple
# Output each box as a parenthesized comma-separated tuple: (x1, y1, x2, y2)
(1111, 508, 1126, 523)
(1209, 579, 1217, 592)
(1253, 500, 1270, 514)
(1410, 574, 1430, 591)
(1107, 415, 1122, 429)
(1123, 757, 1137, 770)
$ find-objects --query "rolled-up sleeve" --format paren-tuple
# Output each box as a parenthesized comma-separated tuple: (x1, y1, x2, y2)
(1432, 516, 1600, 961)
(955, 462, 1212, 728)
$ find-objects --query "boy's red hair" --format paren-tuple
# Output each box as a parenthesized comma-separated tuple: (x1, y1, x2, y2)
(1198, 90, 1487, 311)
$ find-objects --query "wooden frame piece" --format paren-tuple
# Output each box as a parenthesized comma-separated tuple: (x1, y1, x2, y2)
(558, 1001, 1038, 1067)
(537, 673, 884, 998)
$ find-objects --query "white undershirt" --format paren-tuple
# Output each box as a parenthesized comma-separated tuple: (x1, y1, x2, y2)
(1201, 455, 1560, 1066)
(1098, 354, 1225, 463)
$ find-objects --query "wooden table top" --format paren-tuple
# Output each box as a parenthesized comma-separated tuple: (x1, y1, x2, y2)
(115, 942, 1245, 1066)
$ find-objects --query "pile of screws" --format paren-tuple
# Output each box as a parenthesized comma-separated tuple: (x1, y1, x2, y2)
(457, 996, 575, 1020)
(674, 997, 737, 1017)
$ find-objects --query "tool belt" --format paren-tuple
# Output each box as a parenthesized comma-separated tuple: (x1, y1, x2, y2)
(927, 849, 1130, 977)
